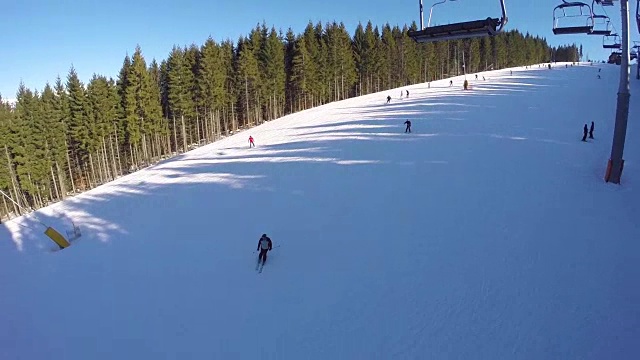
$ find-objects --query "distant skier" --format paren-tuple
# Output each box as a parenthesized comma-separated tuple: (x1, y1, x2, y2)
(400, 91, 403, 98)
(404, 120, 412, 133)
(449, 80, 453, 87)
(582, 124, 588, 142)
(475, 74, 478, 80)
(387, 95, 391, 103)
(256, 234, 272, 265)
(597, 75, 601, 79)
(406, 90, 409, 97)
(249, 136, 255, 148)
(589, 121, 594, 139)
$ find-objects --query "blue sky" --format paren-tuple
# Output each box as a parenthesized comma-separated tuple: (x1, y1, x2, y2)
(1, 0, 638, 100)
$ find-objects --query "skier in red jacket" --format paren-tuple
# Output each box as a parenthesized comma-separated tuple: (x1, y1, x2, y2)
(249, 136, 255, 148)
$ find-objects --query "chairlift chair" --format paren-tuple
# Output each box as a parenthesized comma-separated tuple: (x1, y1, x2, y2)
(631, 41, 640, 60)
(588, 2, 612, 35)
(603, 33, 621, 49)
(553, 1, 594, 35)
(594, 0, 615, 5)
(608, 50, 622, 65)
(408, 0, 508, 43)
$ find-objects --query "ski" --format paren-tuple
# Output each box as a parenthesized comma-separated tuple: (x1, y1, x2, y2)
(258, 262, 265, 273)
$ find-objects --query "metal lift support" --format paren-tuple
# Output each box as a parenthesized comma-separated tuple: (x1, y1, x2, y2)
(604, 0, 632, 184)
(408, 0, 508, 43)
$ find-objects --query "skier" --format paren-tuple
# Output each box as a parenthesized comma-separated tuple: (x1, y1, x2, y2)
(582, 124, 588, 142)
(386, 95, 391, 104)
(249, 136, 255, 148)
(589, 121, 594, 139)
(449, 80, 453, 87)
(256, 234, 272, 265)
(406, 90, 409, 97)
(404, 120, 412, 133)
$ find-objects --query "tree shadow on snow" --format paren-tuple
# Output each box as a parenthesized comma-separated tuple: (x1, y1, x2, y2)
(1, 65, 619, 255)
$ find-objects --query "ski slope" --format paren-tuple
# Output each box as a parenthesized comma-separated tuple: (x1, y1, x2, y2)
(2, 63, 639, 360)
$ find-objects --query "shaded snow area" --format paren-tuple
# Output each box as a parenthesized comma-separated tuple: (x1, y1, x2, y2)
(2, 63, 639, 359)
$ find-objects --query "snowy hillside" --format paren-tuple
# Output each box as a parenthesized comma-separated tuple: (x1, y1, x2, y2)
(1, 63, 639, 359)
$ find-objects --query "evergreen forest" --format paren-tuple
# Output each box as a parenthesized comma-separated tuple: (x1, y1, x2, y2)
(0, 21, 582, 221)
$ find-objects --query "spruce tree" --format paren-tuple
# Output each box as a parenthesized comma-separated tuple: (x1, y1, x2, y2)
(235, 37, 261, 127)
(284, 28, 297, 113)
(0, 95, 18, 216)
(13, 84, 50, 205)
(290, 35, 310, 111)
(166, 46, 193, 152)
(261, 27, 286, 120)
(402, 23, 421, 85)
(41, 83, 68, 198)
(66, 66, 92, 189)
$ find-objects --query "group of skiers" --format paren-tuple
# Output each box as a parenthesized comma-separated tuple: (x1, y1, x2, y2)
(582, 122, 595, 142)
(387, 90, 410, 103)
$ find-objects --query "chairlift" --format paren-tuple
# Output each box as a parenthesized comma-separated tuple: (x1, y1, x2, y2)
(594, 0, 615, 5)
(631, 41, 640, 60)
(588, 15, 611, 35)
(407, 0, 508, 43)
(553, 1, 594, 35)
(603, 33, 621, 49)
(608, 50, 622, 65)
(588, 2, 612, 35)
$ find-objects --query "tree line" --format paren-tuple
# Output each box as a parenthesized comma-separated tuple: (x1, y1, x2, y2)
(0, 20, 580, 221)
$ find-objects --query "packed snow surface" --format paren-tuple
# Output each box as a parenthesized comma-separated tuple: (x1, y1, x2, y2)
(2, 63, 639, 359)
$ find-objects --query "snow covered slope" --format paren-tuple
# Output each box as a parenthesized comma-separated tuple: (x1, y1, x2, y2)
(2, 63, 639, 360)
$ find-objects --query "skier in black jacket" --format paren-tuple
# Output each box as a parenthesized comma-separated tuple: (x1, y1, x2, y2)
(257, 234, 272, 265)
